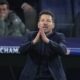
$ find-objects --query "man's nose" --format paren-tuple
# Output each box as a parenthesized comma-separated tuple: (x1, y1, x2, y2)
(43, 22, 48, 25)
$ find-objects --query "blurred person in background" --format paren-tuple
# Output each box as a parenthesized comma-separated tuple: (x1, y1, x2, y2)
(21, 2, 37, 31)
(0, 0, 26, 36)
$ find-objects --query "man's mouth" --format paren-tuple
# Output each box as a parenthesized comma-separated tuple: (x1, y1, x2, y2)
(43, 26, 48, 29)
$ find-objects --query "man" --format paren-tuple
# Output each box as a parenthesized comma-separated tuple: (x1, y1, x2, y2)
(0, 0, 26, 36)
(19, 10, 69, 80)
(21, 2, 37, 31)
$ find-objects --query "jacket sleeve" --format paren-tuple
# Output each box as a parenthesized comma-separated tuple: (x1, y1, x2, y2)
(19, 32, 34, 54)
(47, 33, 67, 55)
(19, 41, 32, 54)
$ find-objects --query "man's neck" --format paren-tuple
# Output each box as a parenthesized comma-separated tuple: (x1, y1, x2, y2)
(45, 30, 53, 36)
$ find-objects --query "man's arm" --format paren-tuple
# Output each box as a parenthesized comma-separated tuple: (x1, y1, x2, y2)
(19, 32, 33, 54)
(46, 33, 70, 55)
(19, 31, 40, 54)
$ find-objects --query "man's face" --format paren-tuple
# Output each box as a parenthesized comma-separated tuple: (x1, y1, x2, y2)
(38, 14, 55, 34)
(0, 4, 9, 19)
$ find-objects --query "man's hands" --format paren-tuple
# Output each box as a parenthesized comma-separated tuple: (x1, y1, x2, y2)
(32, 28, 49, 44)
(32, 30, 40, 44)
(39, 27, 49, 43)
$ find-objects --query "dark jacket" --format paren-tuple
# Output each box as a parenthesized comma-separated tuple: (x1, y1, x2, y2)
(19, 31, 67, 80)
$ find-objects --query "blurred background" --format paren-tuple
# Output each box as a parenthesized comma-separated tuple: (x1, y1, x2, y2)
(0, 0, 80, 80)
(8, 0, 80, 37)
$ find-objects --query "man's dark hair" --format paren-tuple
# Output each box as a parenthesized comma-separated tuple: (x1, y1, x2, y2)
(38, 10, 56, 23)
(0, 0, 9, 5)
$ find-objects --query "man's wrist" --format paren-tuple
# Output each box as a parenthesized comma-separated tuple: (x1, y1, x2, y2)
(45, 39, 49, 43)
(32, 40, 36, 44)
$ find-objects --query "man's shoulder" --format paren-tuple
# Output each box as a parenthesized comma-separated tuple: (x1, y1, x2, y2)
(25, 31, 37, 37)
(8, 11, 17, 18)
(55, 32, 65, 37)
(8, 10, 22, 22)
(54, 32, 66, 41)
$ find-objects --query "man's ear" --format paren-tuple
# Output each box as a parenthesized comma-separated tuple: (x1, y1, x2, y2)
(52, 23, 55, 29)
